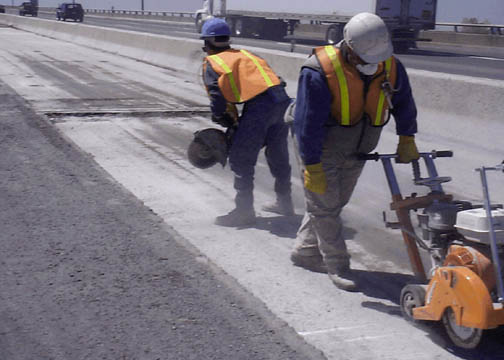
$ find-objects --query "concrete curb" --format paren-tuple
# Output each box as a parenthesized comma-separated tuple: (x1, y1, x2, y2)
(1, 14, 503, 122)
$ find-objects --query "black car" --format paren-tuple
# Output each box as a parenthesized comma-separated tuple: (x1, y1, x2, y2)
(56, 3, 84, 22)
(0, 5, 5, 13)
(19, 2, 38, 16)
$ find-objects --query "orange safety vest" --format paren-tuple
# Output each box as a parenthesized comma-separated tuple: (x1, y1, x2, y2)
(314, 45, 397, 127)
(204, 49, 281, 104)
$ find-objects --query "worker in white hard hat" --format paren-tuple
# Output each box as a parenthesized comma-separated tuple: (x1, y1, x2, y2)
(290, 12, 419, 291)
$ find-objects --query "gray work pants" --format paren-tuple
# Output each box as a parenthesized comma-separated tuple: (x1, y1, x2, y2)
(293, 118, 383, 270)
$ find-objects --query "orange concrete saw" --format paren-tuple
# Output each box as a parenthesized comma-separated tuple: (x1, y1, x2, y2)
(360, 151, 504, 349)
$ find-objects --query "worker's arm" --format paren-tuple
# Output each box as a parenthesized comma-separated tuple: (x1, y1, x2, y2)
(391, 59, 419, 162)
(390, 59, 418, 136)
(203, 62, 227, 119)
(293, 66, 331, 165)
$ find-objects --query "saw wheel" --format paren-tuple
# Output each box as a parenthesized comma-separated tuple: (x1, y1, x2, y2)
(400, 284, 427, 322)
(442, 307, 483, 349)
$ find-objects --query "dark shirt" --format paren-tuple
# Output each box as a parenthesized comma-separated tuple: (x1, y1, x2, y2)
(293, 57, 417, 165)
(203, 62, 228, 117)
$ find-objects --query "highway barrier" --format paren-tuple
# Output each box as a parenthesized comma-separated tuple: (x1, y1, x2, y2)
(0, 13, 503, 123)
(422, 30, 504, 48)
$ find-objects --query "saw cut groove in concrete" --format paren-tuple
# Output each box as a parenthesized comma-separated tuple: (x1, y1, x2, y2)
(44, 108, 211, 118)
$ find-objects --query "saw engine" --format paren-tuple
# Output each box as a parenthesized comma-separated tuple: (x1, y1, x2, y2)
(360, 151, 504, 349)
(417, 199, 504, 299)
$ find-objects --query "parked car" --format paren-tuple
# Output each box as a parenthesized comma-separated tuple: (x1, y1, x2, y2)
(19, 2, 38, 16)
(56, 3, 84, 22)
(0, 5, 6, 14)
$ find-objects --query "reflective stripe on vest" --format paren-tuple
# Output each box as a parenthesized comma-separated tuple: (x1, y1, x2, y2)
(324, 45, 350, 125)
(239, 49, 275, 87)
(208, 54, 242, 103)
(374, 58, 392, 126)
(208, 50, 277, 103)
(316, 46, 397, 127)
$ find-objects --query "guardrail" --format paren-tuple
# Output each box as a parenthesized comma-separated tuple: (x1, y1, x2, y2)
(85, 8, 195, 19)
(2, 6, 196, 18)
(436, 22, 504, 35)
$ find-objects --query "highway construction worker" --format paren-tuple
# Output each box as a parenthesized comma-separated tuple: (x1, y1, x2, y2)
(291, 12, 419, 291)
(200, 18, 293, 227)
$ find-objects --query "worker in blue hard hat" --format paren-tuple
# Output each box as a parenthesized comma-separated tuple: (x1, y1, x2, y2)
(200, 18, 293, 227)
(290, 12, 419, 291)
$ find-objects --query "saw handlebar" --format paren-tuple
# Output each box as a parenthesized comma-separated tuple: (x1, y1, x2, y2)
(358, 150, 453, 162)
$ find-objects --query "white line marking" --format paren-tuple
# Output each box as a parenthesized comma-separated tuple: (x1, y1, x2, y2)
(174, 31, 199, 36)
(468, 56, 504, 61)
(298, 325, 368, 336)
(275, 42, 313, 48)
(344, 334, 393, 342)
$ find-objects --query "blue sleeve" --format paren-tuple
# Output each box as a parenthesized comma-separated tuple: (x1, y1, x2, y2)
(293, 67, 331, 165)
(203, 62, 227, 117)
(391, 59, 418, 135)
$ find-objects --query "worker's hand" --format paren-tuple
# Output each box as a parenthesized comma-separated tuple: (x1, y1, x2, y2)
(304, 163, 327, 195)
(226, 103, 239, 122)
(396, 135, 420, 163)
(212, 113, 235, 128)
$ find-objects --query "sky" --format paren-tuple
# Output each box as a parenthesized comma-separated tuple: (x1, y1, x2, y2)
(5, 0, 504, 25)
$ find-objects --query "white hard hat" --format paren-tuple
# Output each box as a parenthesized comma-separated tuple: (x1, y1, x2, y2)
(343, 12, 393, 64)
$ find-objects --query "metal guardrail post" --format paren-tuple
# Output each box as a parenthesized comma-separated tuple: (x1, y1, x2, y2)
(436, 22, 504, 35)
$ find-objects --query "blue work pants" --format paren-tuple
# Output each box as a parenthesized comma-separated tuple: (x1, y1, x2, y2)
(229, 92, 292, 210)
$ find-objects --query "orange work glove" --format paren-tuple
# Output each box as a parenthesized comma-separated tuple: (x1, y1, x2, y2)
(304, 163, 327, 195)
(396, 135, 420, 163)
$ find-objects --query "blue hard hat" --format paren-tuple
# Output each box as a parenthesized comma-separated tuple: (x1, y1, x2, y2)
(200, 18, 231, 38)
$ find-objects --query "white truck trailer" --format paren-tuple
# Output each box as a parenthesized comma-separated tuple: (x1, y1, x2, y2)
(195, 0, 437, 51)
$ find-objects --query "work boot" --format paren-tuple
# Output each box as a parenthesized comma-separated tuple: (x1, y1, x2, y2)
(262, 194, 294, 216)
(327, 264, 358, 292)
(215, 207, 256, 227)
(290, 251, 326, 273)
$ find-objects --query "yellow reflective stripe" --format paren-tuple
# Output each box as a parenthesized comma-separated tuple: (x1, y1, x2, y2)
(209, 54, 242, 103)
(240, 49, 274, 87)
(375, 58, 392, 126)
(375, 90, 386, 126)
(324, 45, 350, 125)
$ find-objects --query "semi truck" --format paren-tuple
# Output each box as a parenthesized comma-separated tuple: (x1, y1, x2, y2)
(195, 0, 437, 52)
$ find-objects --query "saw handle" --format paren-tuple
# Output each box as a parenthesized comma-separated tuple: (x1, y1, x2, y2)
(434, 150, 453, 158)
(358, 150, 453, 162)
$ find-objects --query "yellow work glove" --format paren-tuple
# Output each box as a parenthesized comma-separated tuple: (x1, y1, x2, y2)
(396, 135, 420, 163)
(304, 163, 327, 195)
